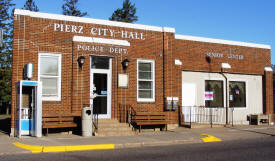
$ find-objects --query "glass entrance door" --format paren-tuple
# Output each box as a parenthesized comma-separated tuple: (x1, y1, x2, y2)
(90, 56, 112, 119)
(93, 73, 108, 115)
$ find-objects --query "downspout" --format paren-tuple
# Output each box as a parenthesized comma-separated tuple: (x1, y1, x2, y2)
(162, 29, 166, 111)
(71, 41, 74, 113)
(220, 72, 229, 125)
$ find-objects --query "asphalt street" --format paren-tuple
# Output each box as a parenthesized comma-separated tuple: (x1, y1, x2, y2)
(1, 136, 275, 161)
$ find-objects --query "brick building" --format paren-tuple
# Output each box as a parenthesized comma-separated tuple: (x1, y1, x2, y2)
(11, 9, 273, 136)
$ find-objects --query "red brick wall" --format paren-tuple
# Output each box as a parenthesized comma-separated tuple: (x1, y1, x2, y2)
(263, 71, 274, 115)
(174, 39, 271, 74)
(11, 13, 169, 128)
(11, 12, 273, 128)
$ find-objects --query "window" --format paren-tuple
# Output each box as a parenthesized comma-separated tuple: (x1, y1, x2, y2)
(205, 80, 224, 107)
(229, 81, 246, 107)
(38, 53, 61, 101)
(137, 60, 155, 102)
(91, 56, 109, 69)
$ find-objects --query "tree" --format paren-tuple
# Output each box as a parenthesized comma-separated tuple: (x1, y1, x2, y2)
(62, 0, 87, 17)
(22, 0, 39, 12)
(109, 0, 138, 23)
(0, 0, 14, 114)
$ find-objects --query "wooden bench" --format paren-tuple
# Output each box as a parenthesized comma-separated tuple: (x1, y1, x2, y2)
(131, 112, 167, 132)
(42, 113, 78, 135)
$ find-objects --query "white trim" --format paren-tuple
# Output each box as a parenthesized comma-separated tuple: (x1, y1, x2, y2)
(73, 36, 130, 46)
(162, 27, 176, 33)
(137, 59, 155, 102)
(264, 67, 273, 72)
(221, 63, 231, 69)
(38, 53, 62, 101)
(174, 59, 182, 66)
(175, 34, 271, 49)
(14, 9, 175, 33)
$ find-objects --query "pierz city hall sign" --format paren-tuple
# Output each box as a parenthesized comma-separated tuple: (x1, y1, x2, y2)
(53, 23, 146, 40)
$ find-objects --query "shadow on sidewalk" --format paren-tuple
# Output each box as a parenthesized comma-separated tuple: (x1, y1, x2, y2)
(226, 126, 275, 137)
(0, 116, 11, 135)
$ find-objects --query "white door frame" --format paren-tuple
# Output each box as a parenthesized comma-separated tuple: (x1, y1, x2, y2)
(90, 57, 112, 119)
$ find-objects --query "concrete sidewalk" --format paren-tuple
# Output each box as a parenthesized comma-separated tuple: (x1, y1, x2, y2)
(1, 125, 275, 155)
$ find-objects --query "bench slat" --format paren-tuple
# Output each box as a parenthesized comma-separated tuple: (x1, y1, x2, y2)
(43, 123, 77, 128)
(43, 117, 74, 122)
(43, 113, 79, 117)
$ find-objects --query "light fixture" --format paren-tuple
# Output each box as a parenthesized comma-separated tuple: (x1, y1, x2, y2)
(77, 56, 85, 69)
(206, 55, 211, 63)
(221, 63, 231, 69)
(122, 59, 130, 71)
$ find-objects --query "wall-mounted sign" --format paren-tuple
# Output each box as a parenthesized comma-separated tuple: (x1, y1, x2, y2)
(205, 52, 244, 60)
(101, 90, 107, 95)
(118, 73, 129, 88)
(54, 23, 146, 40)
(77, 44, 128, 54)
(205, 91, 214, 101)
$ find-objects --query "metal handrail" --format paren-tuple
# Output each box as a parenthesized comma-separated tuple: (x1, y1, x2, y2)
(92, 110, 98, 134)
(181, 106, 228, 128)
(129, 106, 136, 125)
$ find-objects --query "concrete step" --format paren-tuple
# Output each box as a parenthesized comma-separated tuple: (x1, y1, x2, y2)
(97, 126, 133, 132)
(95, 119, 135, 137)
(97, 123, 130, 128)
(97, 119, 120, 124)
(96, 131, 136, 137)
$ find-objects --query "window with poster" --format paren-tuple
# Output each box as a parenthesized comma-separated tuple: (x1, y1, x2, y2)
(229, 81, 246, 107)
(205, 80, 224, 107)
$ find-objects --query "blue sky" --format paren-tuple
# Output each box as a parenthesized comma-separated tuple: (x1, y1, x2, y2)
(14, 0, 275, 64)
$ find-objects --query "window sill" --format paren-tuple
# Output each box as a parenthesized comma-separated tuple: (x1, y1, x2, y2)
(137, 99, 155, 103)
(42, 97, 61, 101)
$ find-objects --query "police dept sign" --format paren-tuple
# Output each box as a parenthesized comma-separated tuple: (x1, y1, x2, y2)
(77, 44, 128, 54)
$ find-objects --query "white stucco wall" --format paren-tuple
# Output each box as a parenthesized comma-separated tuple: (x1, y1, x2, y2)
(182, 71, 263, 125)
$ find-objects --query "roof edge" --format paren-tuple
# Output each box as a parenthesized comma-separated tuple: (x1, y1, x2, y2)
(175, 34, 271, 49)
(14, 9, 175, 33)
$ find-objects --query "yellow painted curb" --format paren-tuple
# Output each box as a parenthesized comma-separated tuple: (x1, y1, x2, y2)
(200, 134, 222, 143)
(13, 142, 43, 153)
(13, 142, 115, 153)
(66, 144, 115, 152)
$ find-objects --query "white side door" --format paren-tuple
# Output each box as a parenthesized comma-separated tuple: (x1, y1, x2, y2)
(182, 83, 196, 122)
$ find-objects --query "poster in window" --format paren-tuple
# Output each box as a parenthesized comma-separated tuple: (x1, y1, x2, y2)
(205, 91, 214, 101)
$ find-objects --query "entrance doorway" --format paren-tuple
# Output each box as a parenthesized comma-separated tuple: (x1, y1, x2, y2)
(90, 56, 112, 119)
